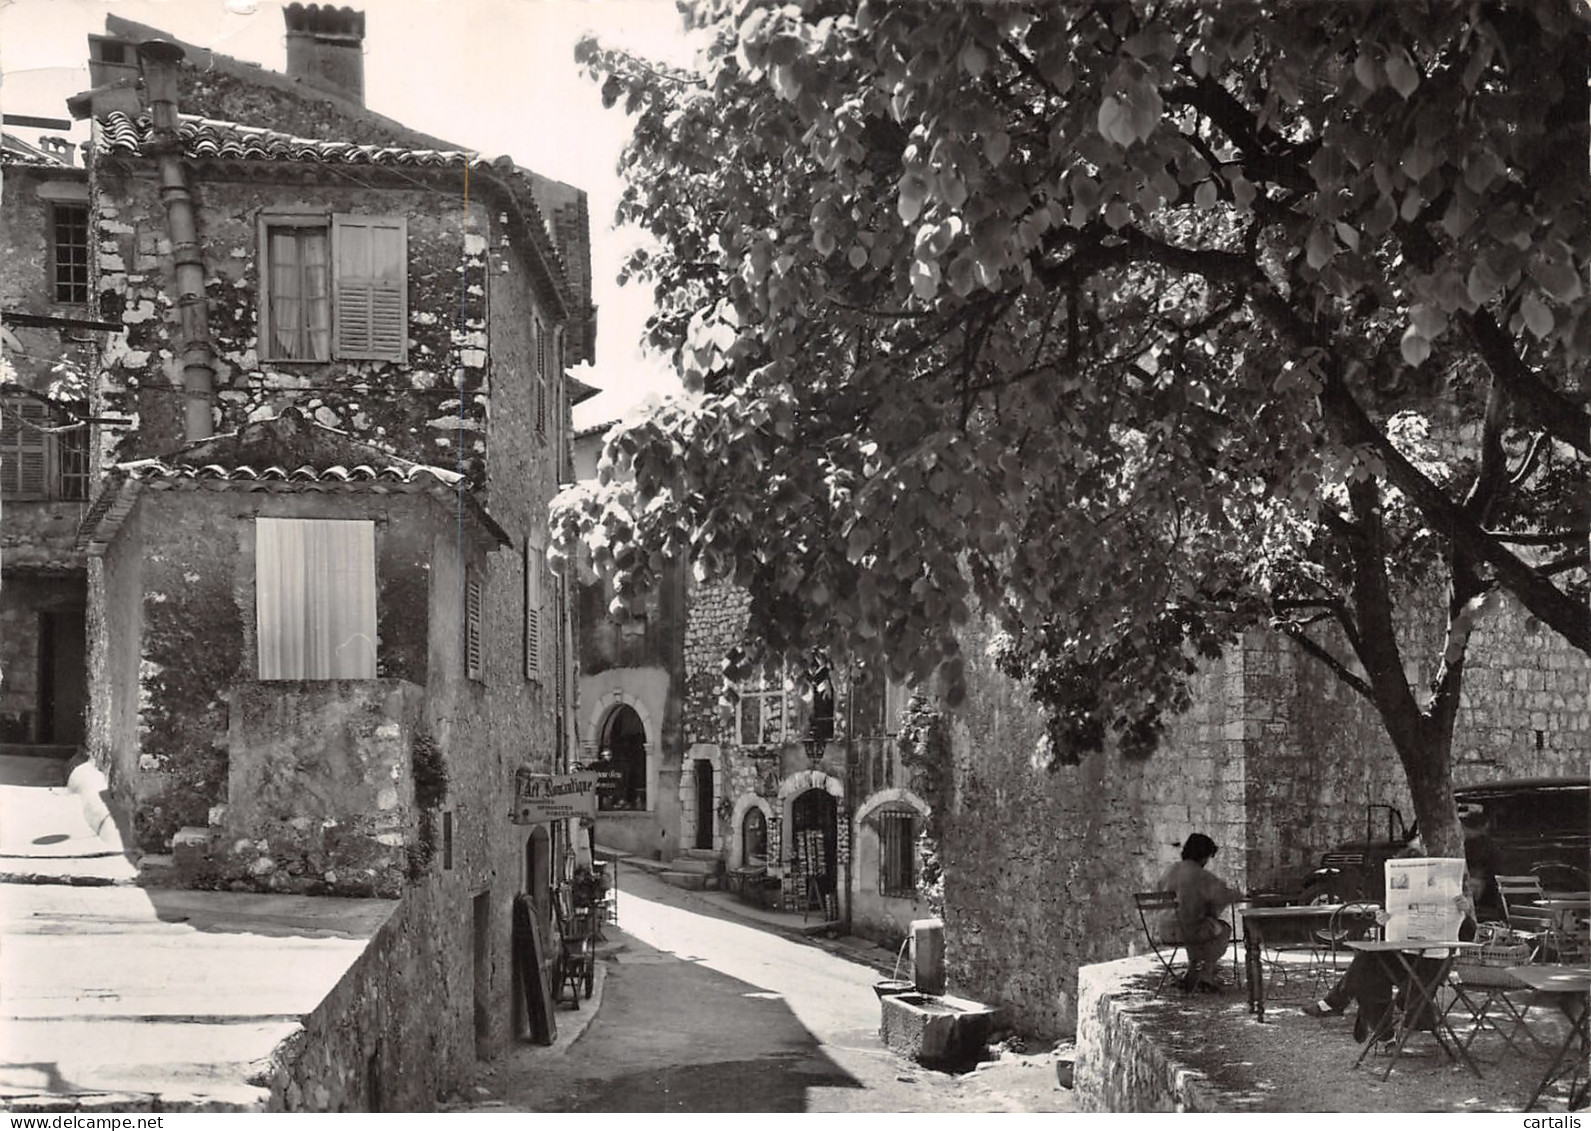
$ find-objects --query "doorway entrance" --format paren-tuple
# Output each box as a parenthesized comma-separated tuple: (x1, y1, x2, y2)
(596, 706, 647, 811)
(791, 788, 838, 914)
(694, 759, 714, 849)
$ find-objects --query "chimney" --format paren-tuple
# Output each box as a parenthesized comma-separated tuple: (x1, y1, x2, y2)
(283, 4, 365, 106)
(39, 137, 73, 166)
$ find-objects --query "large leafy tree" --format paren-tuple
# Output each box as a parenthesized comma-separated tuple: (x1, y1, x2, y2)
(553, 0, 1590, 859)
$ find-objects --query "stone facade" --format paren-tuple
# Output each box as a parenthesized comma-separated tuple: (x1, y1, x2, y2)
(1, 155, 94, 753)
(46, 5, 594, 1109)
(935, 596, 1591, 1040)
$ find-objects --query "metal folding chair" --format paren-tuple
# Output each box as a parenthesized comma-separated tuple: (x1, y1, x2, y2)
(1496, 875, 1563, 960)
(1134, 891, 1188, 996)
(1442, 948, 1549, 1059)
(1312, 901, 1381, 993)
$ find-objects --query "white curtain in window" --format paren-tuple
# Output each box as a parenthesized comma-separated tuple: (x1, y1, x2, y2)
(269, 228, 331, 361)
(256, 518, 377, 679)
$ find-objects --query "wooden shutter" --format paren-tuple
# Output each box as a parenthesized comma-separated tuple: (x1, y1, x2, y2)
(884, 675, 910, 735)
(333, 214, 407, 361)
(465, 571, 484, 682)
(524, 542, 543, 682)
(2, 398, 51, 498)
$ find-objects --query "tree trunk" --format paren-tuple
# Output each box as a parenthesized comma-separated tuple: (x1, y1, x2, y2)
(1388, 714, 1462, 861)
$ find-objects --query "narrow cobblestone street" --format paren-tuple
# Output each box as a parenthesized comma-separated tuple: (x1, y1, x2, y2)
(457, 867, 1073, 1113)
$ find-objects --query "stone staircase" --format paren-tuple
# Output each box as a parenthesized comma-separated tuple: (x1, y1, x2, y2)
(658, 848, 722, 891)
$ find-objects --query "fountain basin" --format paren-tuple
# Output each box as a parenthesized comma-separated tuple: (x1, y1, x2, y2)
(872, 978, 915, 1000)
(879, 991, 997, 1072)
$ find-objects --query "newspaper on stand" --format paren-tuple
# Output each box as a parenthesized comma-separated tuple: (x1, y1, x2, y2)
(1383, 856, 1466, 944)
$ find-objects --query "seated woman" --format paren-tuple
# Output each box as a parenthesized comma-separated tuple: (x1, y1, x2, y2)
(1156, 833, 1245, 992)
(1303, 867, 1481, 1042)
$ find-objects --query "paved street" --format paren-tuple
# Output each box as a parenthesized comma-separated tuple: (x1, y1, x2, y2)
(464, 867, 1073, 1113)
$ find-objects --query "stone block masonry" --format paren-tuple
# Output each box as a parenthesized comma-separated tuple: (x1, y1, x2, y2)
(936, 590, 1591, 1040)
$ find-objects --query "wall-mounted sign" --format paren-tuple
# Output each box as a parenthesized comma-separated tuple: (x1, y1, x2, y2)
(513, 769, 598, 824)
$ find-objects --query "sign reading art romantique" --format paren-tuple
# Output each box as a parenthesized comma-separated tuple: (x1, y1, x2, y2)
(513, 769, 598, 824)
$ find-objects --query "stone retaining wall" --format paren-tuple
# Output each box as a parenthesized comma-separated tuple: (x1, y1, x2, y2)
(1073, 955, 1229, 1113)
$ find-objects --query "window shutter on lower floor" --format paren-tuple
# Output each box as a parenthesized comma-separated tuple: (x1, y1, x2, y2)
(465, 571, 484, 682)
(333, 214, 407, 361)
(2, 398, 51, 497)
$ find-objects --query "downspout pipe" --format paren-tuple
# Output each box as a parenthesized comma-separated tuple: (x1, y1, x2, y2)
(137, 39, 215, 443)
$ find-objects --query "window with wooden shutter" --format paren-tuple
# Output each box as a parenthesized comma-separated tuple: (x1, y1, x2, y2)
(465, 568, 484, 682)
(524, 541, 543, 682)
(259, 216, 333, 362)
(256, 518, 377, 679)
(1, 396, 87, 501)
(332, 214, 407, 361)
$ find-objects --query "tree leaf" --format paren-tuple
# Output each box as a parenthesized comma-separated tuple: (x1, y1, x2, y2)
(1385, 47, 1419, 98)
(898, 174, 927, 224)
(1400, 326, 1431, 366)
(1520, 293, 1554, 339)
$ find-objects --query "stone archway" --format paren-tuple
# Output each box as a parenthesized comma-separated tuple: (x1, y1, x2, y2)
(773, 769, 849, 879)
(854, 787, 931, 825)
(729, 793, 774, 868)
(583, 690, 660, 814)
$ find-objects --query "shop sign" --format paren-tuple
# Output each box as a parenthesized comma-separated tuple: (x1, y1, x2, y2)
(513, 769, 598, 824)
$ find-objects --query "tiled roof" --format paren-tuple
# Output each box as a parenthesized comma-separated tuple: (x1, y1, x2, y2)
(2, 131, 70, 166)
(79, 410, 510, 552)
(116, 459, 464, 486)
(97, 111, 474, 168)
(95, 111, 574, 319)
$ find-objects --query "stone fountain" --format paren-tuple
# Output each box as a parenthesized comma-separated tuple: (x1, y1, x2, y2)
(877, 918, 997, 1072)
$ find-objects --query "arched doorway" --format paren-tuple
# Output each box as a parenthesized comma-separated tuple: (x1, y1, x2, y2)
(742, 807, 768, 869)
(791, 788, 838, 916)
(597, 705, 647, 811)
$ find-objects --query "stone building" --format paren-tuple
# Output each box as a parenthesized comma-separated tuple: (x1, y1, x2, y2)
(1, 129, 96, 759)
(572, 418, 934, 942)
(931, 602, 1591, 1039)
(0, 4, 597, 1108)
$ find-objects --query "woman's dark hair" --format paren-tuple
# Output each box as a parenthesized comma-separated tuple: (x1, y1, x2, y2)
(1182, 833, 1219, 862)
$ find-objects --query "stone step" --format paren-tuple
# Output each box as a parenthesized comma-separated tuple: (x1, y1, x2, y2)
(135, 854, 179, 888)
(662, 856, 718, 874)
(676, 848, 721, 862)
(657, 870, 707, 891)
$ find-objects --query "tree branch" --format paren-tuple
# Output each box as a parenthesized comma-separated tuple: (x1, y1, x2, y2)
(1271, 617, 1374, 702)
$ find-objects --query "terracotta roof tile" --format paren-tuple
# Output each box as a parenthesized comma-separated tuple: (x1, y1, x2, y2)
(97, 111, 474, 168)
(96, 111, 575, 317)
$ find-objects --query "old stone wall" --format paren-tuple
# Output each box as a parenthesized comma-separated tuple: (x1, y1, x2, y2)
(1, 163, 95, 392)
(85, 504, 144, 812)
(681, 580, 752, 748)
(936, 613, 1245, 1040)
(1239, 594, 1590, 895)
(939, 593, 1591, 1040)
(1073, 956, 1228, 1113)
(89, 162, 491, 471)
(264, 883, 472, 1111)
(216, 680, 422, 898)
(106, 488, 437, 855)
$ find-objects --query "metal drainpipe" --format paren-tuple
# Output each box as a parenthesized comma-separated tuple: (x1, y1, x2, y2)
(137, 40, 215, 444)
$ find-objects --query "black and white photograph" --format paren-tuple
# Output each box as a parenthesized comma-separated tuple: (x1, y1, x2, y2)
(0, 0, 1587, 1117)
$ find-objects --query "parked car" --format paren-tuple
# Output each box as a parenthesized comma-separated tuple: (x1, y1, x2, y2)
(1453, 776, 1591, 895)
(1297, 777, 1591, 905)
(1298, 803, 1416, 905)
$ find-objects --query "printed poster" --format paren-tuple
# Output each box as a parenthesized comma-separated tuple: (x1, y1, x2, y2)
(1383, 856, 1465, 942)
